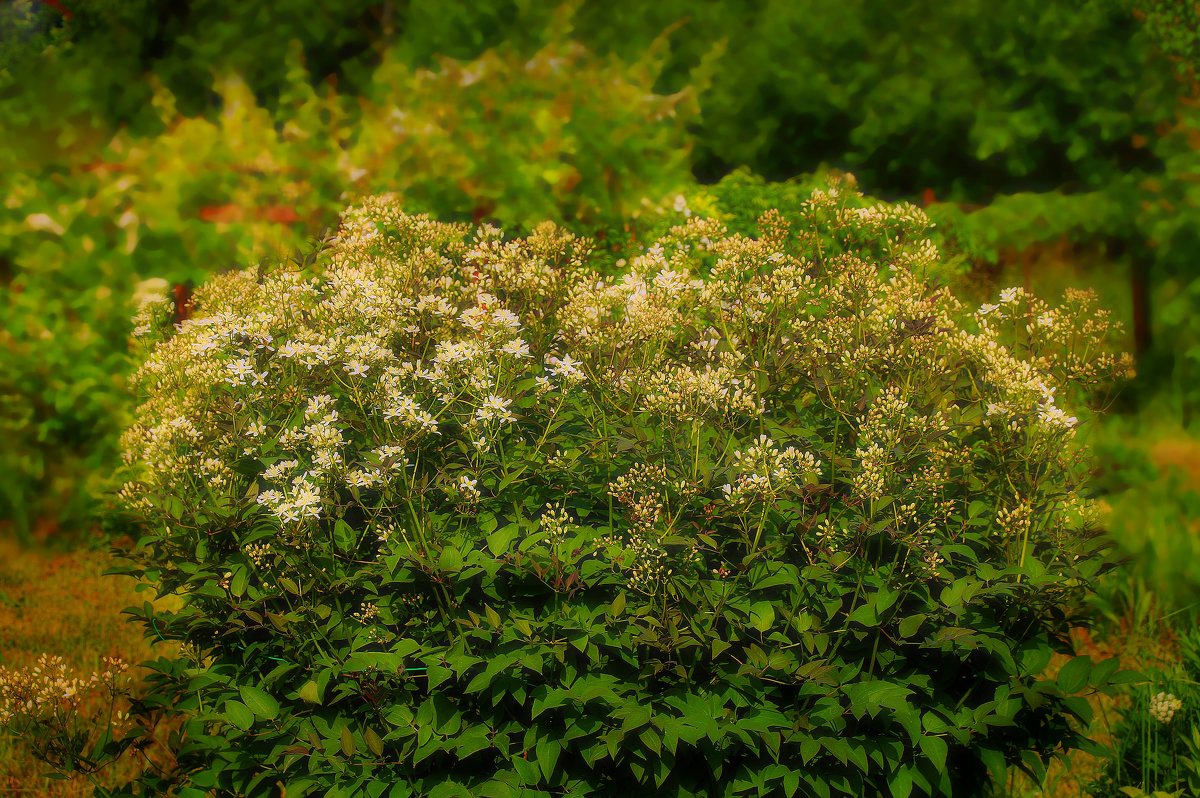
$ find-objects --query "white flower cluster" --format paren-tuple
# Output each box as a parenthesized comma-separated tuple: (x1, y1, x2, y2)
(953, 331, 1078, 435)
(0, 654, 131, 727)
(1150, 691, 1183, 725)
(257, 474, 324, 524)
(721, 435, 821, 509)
(996, 498, 1034, 539)
(608, 463, 684, 534)
(852, 387, 938, 502)
(639, 360, 764, 422)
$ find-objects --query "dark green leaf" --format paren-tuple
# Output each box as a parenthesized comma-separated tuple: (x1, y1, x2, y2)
(1056, 656, 1092, 694)
(239, 685, 280, 720)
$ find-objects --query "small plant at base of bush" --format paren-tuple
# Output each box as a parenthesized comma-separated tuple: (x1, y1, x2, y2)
(1090, 623, 1200, 797)
(0, 655, 136, 783)
(104, 179, 1132, 797)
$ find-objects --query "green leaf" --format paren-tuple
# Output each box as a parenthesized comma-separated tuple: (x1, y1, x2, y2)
(455, 728, 492, 758)
(426, 662, 453, 690)
(486, 524, 519, 556)
(266, 611, 291, 632)
(749, 601, 775, 632)
(847, 599, 878, 626)
(639, 726, 662, 756)
(365, 726, 385, 757)
(223, 699, 254, 731)
(341, 725, 357, 757)
(229, 566, 249, 598)
(919, 735, 948, 772)
(889, 767, 913, 798)
(608, 591, 627, 617)
(1056, 656, 1093, 694)
(843, 680, 913, 717)
(239, 685, 280, 720)
(476, 782, 514, 798)
(277, 577, 302, 596)
(440, 546, 463, 572)
(298, 679, 322, 704)
(1106, 668, 1148, 686)
(898, 614, 926, 639)
(1017, 642, 1053, 675)
(979, 746, 1008, 781)
(497, 465, 528, 492)
(1088, 656, 1120, 688)
(334, 519, 358, 553)
(428, 783, 472, 798)
(536, 735, 562, 781)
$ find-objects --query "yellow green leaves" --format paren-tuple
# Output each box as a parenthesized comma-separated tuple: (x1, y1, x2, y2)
(297, 680, 321, 704)
(340, 725, 356, 757)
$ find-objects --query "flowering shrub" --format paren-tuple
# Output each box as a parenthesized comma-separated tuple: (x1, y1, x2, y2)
(111, 180, 1132, 796)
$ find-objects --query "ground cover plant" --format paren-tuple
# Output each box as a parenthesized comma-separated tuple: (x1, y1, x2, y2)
(69, 179, 1140, 797)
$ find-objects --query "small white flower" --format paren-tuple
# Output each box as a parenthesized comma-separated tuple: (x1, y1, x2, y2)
(546, 354, 585, 385)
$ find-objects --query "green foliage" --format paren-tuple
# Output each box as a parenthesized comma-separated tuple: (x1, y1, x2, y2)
(1134, 0, 1200, 83)
(927, 188, 1136, 269)
(632, 0, 1177, 198)
(1133, 98, 1200, 420)
(101, 185, 1133, 796)
(0, 0, 62, 73)
(1089, 433, 1200, 620)
(6, 0, 1180, 200)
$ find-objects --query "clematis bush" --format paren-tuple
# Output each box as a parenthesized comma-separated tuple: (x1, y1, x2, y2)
(108, 178, 1133, 797)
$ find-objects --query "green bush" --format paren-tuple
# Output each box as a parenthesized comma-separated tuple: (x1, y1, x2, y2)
(98, 182, 1134, 796)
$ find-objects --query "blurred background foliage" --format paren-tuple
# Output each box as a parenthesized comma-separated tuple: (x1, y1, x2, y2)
(2, 1, 1200, 793)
